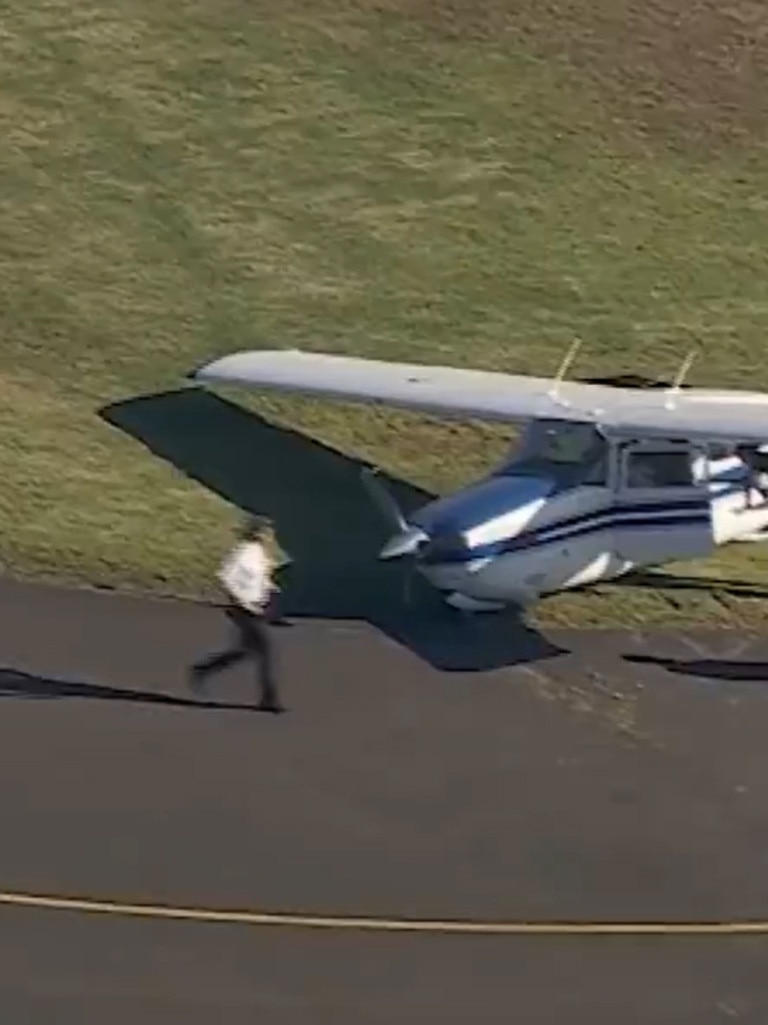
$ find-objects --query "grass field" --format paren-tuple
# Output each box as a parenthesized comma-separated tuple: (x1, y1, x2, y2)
(1, 0, 768, 629)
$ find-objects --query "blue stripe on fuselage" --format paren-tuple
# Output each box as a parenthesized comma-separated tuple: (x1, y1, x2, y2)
(416, 475, 751, 568)
(502, 509, 710, 558)
(418, 499, 713, 565)
(411, 474, 555, 536)
(413, 467, 748, 542)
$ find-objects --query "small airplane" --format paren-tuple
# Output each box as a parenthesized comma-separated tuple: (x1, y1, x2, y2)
(188, 343, 768, 612)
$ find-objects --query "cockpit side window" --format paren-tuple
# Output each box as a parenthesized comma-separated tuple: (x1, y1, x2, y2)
(580, 451, 609, 486)
(523, 420, 602, 464)
(502, 419, 608, 486)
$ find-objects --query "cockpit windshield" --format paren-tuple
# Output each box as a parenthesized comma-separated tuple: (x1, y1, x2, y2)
(498, 418, 608, 486)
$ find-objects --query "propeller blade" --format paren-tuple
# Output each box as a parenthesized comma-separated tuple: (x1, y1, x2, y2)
(403, 564, 414, 605)
(360, 467, 408, 532)
(379, 525, 428, 560)
(360, 467, 428, 561)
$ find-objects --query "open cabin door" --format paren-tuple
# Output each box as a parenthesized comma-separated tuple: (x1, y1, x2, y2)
(612, 440, 714, 569)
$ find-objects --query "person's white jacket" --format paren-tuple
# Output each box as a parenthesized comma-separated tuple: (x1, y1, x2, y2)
(218, 541, 274, 613)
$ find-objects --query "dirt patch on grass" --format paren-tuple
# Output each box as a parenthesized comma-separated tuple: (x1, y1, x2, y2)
(531, 0, 768, 149)
(279, 0, 768, 149)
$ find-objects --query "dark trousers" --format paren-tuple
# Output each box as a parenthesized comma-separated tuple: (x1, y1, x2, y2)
(193, 602, 280, 710)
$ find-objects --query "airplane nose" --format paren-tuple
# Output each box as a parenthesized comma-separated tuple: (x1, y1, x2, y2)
(379, 525, 428, 559)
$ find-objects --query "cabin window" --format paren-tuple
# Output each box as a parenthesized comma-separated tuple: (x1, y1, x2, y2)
(625, 449, 694, 488)
(581, 454, 608, 486)
(524, 420, 603, 465)
(501, 419, 609, 485)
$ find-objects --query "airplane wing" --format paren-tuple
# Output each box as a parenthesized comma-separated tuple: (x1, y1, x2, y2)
(190, 349, 768, 445)
(190, 348, 581, 425)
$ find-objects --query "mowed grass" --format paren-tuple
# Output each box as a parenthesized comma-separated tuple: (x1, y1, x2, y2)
(1, 0, 768, 628)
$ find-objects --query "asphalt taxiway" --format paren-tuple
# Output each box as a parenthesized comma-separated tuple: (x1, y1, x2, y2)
(1, 576, 768, 1022)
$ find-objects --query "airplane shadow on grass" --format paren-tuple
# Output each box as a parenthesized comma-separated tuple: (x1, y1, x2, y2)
(98, 387, 567, 673)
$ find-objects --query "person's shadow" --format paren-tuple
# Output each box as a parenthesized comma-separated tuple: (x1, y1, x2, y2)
(0, 665, 258, 711)
(99, 387, 567, 672)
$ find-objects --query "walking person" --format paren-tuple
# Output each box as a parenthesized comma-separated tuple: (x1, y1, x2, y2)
(190, 516, 286, 713)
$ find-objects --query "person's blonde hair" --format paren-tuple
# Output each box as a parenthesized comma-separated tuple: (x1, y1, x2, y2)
(239, 515, 272, 542)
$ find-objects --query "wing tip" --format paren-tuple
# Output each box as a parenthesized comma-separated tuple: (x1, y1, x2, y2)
(186, 360, 206, 382)
(186, 347, 307, 382)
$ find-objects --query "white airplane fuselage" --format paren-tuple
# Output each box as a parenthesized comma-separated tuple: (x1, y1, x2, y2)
(380, 422, 768, 611)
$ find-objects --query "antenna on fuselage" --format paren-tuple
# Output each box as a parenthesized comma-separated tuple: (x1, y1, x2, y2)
(548, 337, 583, 403)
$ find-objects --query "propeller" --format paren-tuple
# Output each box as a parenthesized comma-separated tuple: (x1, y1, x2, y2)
(360, 467, 428, 559)
(360, 466, 408, 532)
(359, 467, 426, 605)
(401, 559, 418, 605)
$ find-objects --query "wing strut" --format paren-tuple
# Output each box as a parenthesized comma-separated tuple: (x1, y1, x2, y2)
(548, 338, 583, 401)
(665, 348, 698, 406)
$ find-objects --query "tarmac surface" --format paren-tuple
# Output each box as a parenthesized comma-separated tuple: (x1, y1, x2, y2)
(1, 575, 768, 1022)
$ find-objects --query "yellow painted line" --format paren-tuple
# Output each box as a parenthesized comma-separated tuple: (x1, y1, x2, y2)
(1, 890, 768, 936)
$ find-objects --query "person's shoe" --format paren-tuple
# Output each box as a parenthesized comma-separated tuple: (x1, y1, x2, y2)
(266, 613, 292, 627)
(257, 699, 286, 714)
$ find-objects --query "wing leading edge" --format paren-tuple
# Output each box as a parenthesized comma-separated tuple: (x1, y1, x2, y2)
(190, 348, 585, 425)
(190, 349, 768, 445)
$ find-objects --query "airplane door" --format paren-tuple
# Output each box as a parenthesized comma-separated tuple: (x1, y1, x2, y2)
(612, 441, 714, 568)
